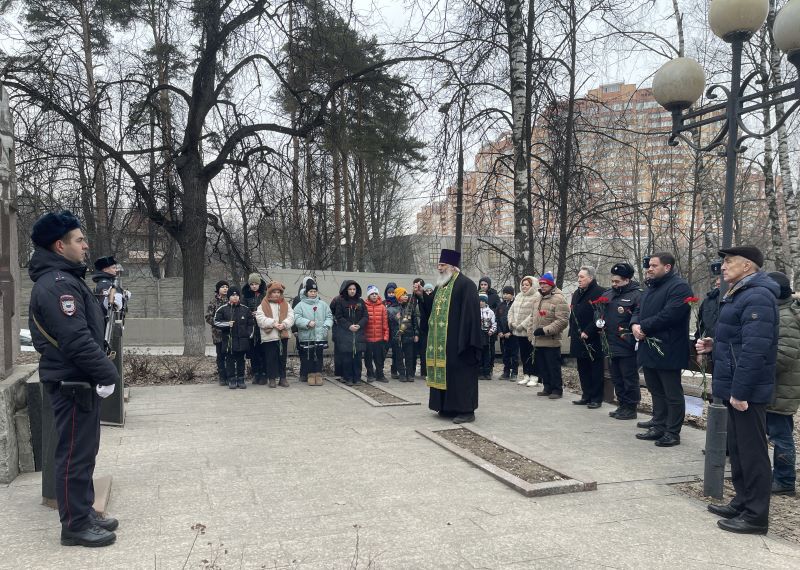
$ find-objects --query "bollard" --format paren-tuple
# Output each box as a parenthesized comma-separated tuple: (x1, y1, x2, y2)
(100, 321, 125, 426)
(703, 399, 728, 499)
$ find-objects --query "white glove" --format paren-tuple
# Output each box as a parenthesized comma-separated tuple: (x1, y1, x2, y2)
(96, 384, 115, 398)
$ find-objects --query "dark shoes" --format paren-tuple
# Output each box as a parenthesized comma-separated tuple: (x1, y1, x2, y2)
(218, 377, 227, 386)
(376, 376, 388, 383)
(268, 378, 277, 388)
(548, 393, 562, 399)
(228, 379, 238, 390)
(278, 377, 289, 388)
(636, 428, 665, 441)
(587, 402, 601, 409)
(637, 420, 655, 429)
(500, 372, 510, 379)
(61, 524, 116, 547)
(237, 378, 246, 389)
(708, 503, 742, 519)
(572, 399, 588, 405)
(89, 511, 119, 532)
(452, 413, 476, 424)
(391, 372, 400, 379)
(717, 516, 768, 535)
(654, 433, 680, 447)
(772, 482, 796, 496)
(609, 406, 621, 418)
(537, 391, 552, 397)
(614, 406, 637, 420)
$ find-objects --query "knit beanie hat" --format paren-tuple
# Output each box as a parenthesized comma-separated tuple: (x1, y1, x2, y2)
(394, 287, 408, 299)
(366, 285, 380, 297)
(215, 280, 229, 294)
(306, 280, 318, 292)
(248, 272, 261, 285)
(424, 283, 434, 292)
(502, 285, 515, 295)
(479, 293, 488, 302)
(539, 272, 555, 287)
(228, 286, 241, 297)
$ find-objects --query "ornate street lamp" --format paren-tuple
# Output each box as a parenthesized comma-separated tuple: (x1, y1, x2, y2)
(652, 0, 800, 499)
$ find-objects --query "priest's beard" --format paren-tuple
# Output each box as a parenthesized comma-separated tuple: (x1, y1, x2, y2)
(435, 267, 455, 287)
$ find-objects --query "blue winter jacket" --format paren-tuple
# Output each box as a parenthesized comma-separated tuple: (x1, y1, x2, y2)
(712, 272, 779, 403)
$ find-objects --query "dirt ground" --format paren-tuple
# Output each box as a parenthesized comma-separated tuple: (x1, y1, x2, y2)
(437, 427, 566, 484)
(350, 382, 408, 404)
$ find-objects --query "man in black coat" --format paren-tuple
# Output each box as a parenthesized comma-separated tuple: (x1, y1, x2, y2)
(569, 266, 606, 408)
(630, 252, 693, 447)
(696, 276, 721, 339)
(28, 211, 119, 548)
(601, 263, 642, 420)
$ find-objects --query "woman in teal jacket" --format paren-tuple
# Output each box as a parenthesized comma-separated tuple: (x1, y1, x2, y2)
(294, 280, 333, 385)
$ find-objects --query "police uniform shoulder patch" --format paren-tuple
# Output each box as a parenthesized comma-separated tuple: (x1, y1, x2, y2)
(60, 295, 76, 316)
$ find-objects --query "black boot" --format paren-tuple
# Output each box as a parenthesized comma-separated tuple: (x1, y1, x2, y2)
(228, 378, 238, 389)
(61, 524, 116, 547)
(238, 377, 247, 389)
(614, 405, 638, 420)
(608, 405, 622, 418)
(219, 376, 227, 386)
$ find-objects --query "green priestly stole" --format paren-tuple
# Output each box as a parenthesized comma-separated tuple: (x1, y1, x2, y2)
(426, 272, 459, 390)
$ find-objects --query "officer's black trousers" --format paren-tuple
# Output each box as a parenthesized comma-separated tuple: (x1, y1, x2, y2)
(609, 355, 640, 406)
(728, 402, 771, 525)
(576, 356, 604, 404)
(47, 383, 101, 531)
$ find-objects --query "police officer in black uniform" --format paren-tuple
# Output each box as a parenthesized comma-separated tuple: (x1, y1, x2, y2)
(28, 211, 120, 547)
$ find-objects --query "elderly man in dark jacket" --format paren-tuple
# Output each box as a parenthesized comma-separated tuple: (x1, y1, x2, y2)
(631, 252, 692, 447)
(602, 263, 643, 420)
(765, 272, 800, 496)
(569, 266, 606, 408)
(698, 246, 779, 535)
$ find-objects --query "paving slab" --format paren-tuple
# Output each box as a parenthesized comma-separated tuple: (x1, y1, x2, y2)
(0, 375, 797, 569)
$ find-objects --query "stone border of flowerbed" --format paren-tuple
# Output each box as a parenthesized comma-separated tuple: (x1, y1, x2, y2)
(417, 424, 597, 497)
(323, 376, 420, 407)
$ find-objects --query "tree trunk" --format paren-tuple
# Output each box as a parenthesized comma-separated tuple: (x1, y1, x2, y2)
(503, 0, 533, 278)
(177, 171, 208, 356)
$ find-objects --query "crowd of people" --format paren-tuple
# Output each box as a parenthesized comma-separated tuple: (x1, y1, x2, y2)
(24, 208, 800, 545)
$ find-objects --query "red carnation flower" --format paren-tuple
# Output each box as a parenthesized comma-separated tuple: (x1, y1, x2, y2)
(684, 296, 701, 304)
(539, 310, 548, 316)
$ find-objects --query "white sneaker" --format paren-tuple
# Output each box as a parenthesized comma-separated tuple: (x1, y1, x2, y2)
(526, 376, 539, 387)
(517, 375, 530, 385)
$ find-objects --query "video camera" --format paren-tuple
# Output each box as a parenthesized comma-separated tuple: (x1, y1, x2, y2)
(709, 260, 722, 276)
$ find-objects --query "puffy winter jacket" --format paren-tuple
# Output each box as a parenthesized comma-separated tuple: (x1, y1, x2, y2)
(28, 247, 119, 387)
(769, 297, 800, 415)
(205, 293, 228, 344)
(507, 276, 539, 337)
(388, 300, 419, 341)
(569, 280, 605, 359)
(214, 302, 255, 353)
(294, 296, 334, 344)
(601, 280, 642, 358)
(364, 296, 389, 342)
(529, 287, 569, 348)
(711, 272, 779, 403)
(630, 271, 693, 370)
(242, 279, 267, 344)
(333, 280, 368, 352)
(255, 300, 295, 343)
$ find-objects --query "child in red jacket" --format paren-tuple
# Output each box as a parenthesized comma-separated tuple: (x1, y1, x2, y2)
(364, 285, 390, 382)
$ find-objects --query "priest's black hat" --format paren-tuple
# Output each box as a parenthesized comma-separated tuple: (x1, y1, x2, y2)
(439, 248, 461, 267)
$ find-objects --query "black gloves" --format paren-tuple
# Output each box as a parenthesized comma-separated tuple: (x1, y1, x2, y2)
(533, 328, 545, 336)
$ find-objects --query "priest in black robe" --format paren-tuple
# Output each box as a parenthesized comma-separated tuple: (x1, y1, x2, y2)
(421, 249, 483, 423)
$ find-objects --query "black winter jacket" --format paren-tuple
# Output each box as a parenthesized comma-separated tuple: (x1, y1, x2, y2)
(601, 280, 643, 358)
(28, 248, 119, 386)
(333, 280, 368, 352)
(630, 271, 692, 370)
(496, 299, 513, 335)
(242, 279, 266, 344)
(696, 287, 720, 339)
(214, 302, 255, 353)
(569, 280, 605, 359)
(712, 272, 779, 403)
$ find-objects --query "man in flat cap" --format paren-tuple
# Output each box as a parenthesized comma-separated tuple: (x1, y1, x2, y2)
(420, 249, 483, 423)
(697, 245, 779, 535)
(28, 211, 119, 547)
(602, 262, 643, 420)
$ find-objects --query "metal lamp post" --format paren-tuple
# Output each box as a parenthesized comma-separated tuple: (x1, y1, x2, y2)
(439, 86, 468, 254)
(652, 0, 800, 499)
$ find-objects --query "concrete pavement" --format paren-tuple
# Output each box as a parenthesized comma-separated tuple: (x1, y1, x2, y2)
(1, 375, 798, 569)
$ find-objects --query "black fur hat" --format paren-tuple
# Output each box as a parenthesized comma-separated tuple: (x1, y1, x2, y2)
(610, 262, 635, 279)
(31, 210, 81, 248)
(94, 255, 118, 271)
